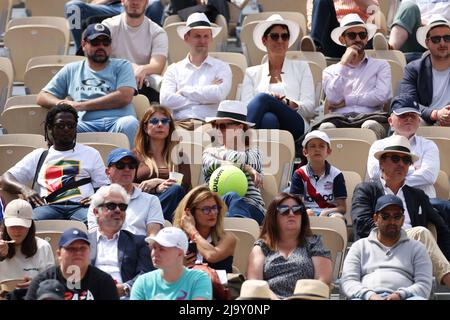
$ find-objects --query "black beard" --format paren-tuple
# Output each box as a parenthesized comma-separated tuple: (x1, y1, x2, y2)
(89, 53, 109, 63)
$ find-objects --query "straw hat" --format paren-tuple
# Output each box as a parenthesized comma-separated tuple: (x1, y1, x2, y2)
(252, 14, 300, 52)
(177, 12, 221, 39)
(373, 135, 419, 162)
(330, 13, 377, 46)
(236, 280, 272, 300)
(285, 279, 330, 300)
(416, 15, 450, 49)
(205, 100, 255, 127)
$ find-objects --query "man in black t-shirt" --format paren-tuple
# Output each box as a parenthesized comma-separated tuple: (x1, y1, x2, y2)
(25, 228, 119, 300)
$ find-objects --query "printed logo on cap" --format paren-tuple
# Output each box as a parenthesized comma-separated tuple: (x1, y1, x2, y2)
(94, 24, 105, 31)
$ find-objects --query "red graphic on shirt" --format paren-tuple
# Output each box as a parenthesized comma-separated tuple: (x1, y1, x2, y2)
(44, 160, 81, 200)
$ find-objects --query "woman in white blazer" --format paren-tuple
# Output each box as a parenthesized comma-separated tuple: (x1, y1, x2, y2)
(241, 15, 316, 143)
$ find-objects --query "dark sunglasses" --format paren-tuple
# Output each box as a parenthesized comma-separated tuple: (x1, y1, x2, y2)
(101, 202, 128, 211)
(428, 35, 450, 44)
(148, 117, 171, 126)
(195, 205, 221, 215)
(379, 213, 403, 221)
(113, 162, 138, 170)
(53, 123, 76, 130)
(268, 32, 290, 41)
(88, 38, 112, 47)
(382, 154, 412, 165)
(277, 205, 304, 216)
(344, 31, 368, 40)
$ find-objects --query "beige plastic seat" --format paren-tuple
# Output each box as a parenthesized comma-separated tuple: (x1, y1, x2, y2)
(0, 105, 48, 134)
(224, 217, 261, 239)
(321, 128, 377, 145)
(327, 138, 371, 181)
(0, 133, 46, 148)
(5, 17, 70, 82)
(82, 142, 119, 165)
(24, 55, 85, 94)
(366, 49, 406, 69)
(416, 126, 450, 139)
(227, 63, 244, 100)
(386, 59, 404, 95)
(35, 231, 61, 262)
(163, 14, 181, 27)
(4, 94, 38, 109)
(257, 0, 307, 17)
(133, 94, 151, 122)
(77, 132, 130, 149)
(0, 144, 37, 174)
(261, 173, 278, 209)
(435, 170, 449, 201)
(175, 141, 204, 188)
(225, 228, 256, 275)
(341, 171, 362, 228)
(35, 219, 88, 233)
(0, 57, 13, 114)
(427, 138, 450, 178)
(208, 51, 248, 72)
(239, 21, 267, 67)
(0, 0, 12, 38)
(25, 0, 69, 17)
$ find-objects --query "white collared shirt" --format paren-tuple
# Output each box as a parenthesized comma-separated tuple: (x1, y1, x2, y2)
(380, 177, 412, 230)
(95, 230, 122, 284)
(160, 54, 232, 121)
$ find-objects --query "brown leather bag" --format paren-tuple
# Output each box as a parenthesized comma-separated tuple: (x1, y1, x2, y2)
(191, 264, 231, 300)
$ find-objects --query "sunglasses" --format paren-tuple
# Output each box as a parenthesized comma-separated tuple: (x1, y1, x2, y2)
(277, 205, 304, 216)
(195, 205, 221, 215)
(344, 31, 368, 40)
(100, 202, 128, 211)
(382, 154, 412, 165)
(428, 35, 450, 44)
(148, 117, 171, 126)
(88, 38, 111, 47)
(379, 213, 403, 221)
(113, 162, 138, 170)
(268, 32, 290, 41)
(53, 123, 76, 130)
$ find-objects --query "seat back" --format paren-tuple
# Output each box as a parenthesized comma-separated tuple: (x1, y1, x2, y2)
(82, 142, 119, 165)
(366, 49, 406, 69)
(386, 59, 404, 95)
(416, 126, 450, 139)
(175, 141, 204, 188)
(163, 14, 182, 27)
(0, 133, 46, 148)
(321, 128, 377, 144)
(239, 21, 266, 67)
(4, 94, 38, 109)
(0, 144, 37, 174)
(132, 94, 151, 122)
(0, 105, 48, 134)
(427, 138, 450, 178)
(328, 139, 371, 180)
(260, 173, 278, 209)
(26, 0, 71, 17)
(0, 57, 13, 114)
(341, 171, 362, 227)
(435, 170, 450, 201)
(0, 0, 12, 38)
(208, 52, 248, 72)
(257, 0, 307, 17)
(77, 132, 130, 149)
(35, 231, 62, 263)
(227, 63, 244, 99)
(225, 228, 256, 275)
(224, 217, 261, 239)
(35, 219, 88, 233)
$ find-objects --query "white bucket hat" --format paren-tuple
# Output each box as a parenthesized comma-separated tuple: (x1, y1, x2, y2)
(205, 100, 255, 127)
(416, 14, 450, 49)
(252, 14, 300, 52)
(374, 135, 419, 162)
(331, 13, 377, 46)
(177, 12, 222, 39)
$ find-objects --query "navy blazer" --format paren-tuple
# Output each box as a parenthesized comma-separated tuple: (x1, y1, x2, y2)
(89, 230, 154, 288)
(398, 54, 435, 124)
(351, 181, 450, 259)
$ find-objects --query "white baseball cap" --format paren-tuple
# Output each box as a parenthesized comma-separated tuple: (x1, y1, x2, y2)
(302, 130, 331, 147)
(145, 227, 189, 254)
(4, 199, 33, 228)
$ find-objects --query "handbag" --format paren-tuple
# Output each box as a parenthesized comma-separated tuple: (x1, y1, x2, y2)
(191, 263, 231, 300)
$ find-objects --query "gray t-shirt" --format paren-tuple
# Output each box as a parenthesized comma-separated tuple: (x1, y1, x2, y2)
(430, 66, 450, 110)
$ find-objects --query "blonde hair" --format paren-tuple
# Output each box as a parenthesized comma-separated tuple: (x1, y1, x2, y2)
(134, 105, 178, 177)
(173, 185, 227, 244)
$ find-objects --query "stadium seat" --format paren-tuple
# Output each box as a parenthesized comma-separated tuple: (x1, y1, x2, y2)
(0, 57, 13, 114)
(0, 144, 37, 174)
(25, 0, 68, 17)
(225, 228, 256, 275)
(416, 127, 450, 139)
(4, 94, 37, 109)
(435, 170, 449, 201)
(224, 216, 261, 239)
(0, 104, 48, 134)
(77, 132, 130, 149)
(0, 133, 46, 148)
(321, 128, 377, 144)
(132, 94, 151, 122)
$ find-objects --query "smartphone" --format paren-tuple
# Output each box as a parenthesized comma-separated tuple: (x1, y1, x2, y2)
(187, 241, 197, 255)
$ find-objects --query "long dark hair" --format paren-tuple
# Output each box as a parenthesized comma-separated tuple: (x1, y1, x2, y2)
(44, 103, 78, 148)
(1, 221, 37, 259)
(260, 192, 312, 251)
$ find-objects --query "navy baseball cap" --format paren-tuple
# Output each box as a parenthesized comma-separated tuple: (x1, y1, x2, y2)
(375, 194, 404, 213)
(106, 148, 138, 167)
(37, 279, 65, 300)
(58, 228, 90, 248)
(83, 23, 111, 41)
(390, 95, 421, 116)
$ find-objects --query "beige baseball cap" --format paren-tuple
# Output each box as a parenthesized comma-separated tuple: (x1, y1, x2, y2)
(4, 199, 33, 228)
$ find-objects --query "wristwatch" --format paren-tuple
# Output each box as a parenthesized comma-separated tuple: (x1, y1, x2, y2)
(123, 284, 130, 296)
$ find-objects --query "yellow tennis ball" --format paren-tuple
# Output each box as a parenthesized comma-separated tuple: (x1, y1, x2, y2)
(209, 165, 248, 197)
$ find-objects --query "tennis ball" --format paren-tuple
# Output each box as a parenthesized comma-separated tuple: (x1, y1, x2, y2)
(209, 165, 248, 197)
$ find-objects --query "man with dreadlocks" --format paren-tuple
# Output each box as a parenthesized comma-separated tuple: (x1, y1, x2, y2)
(0, 104, 109, 223)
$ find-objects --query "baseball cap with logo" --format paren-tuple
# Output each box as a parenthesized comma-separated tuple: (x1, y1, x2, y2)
(58, 228, 90, 248)
(390, 95, 421, 116)
(145, 227, 188, 254)
(83, 23, 111, 41)
(375, 194, 404, 213)
(106, 148, 138, 167)
(37, 279, 65, 300)
(4, 199, 33, 228)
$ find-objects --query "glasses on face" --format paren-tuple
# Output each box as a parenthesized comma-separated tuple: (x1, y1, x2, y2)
(383, 154, 412, 165)
(113, 162, 138, 170)
(344, 31, 368, 40)
(428, 35, 450, 44)
(379, 213, 404, 221)
(277, 205, 304, 216)
(195, 205, 221, 215)
(148, 117, 171, 126)
(53, 122, 76, 130)
(100, 202, 128, 211)
(88, 38, 111, 47)
(268, 32, 290, 41)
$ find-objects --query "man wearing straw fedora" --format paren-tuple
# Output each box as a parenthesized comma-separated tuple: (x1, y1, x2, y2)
(318, 13, 392, 139)
(398, 15, 450, 127)
(160, 12, 232, 131)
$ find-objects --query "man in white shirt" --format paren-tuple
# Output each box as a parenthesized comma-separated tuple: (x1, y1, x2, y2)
(87, 148, 165, 236)
(160, 12, 232, 130)
(102, 0, 168, 103)
(88, 183, 154, 299)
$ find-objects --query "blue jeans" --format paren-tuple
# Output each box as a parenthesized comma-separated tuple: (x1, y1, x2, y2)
(222, 192, 265, 225)
(158, 184, 185, 222)
(77, 116, 139, 148)
(246, 93, 305, 141)
(33, 203, 88, 224)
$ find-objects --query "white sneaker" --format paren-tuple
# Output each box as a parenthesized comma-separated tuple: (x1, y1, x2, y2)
(373, 32, 389, 50)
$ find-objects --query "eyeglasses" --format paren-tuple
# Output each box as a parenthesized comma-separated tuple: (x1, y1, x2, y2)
(268, 32, 290, 41)
(53, 122, 76, 130)
(113, 162, 138, 170)
(277, 205, 304, 216)
(382, 154, 412, 165)
(344, 31, 368, 40)
(100, 202, 128, 211)
(148, 117, 171, 126)
(195, 205, 221, 215)
(428, 35, 450, 44)
(88, 38, 111, 47)
(379, 213, 403, 221)
(216, 122, 240, 130)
